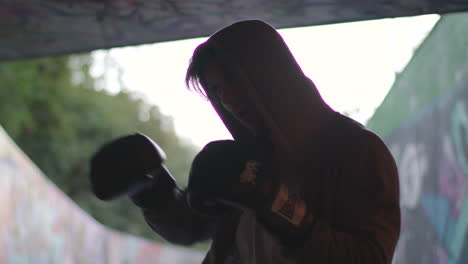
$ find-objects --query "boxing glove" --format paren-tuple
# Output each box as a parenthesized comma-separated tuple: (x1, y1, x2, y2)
(89, 133, 176, 208)
(186, 140, 272, 215)
(186, 140, 316, 245)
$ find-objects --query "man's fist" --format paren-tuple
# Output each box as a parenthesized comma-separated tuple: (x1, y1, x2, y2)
(185, 140, 315, 245)
(186, 140, 270, 215)
(89, 133, 174, 201)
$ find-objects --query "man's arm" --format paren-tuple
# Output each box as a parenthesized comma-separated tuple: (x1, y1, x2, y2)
(185, 137, 400, 262)
(132, 187, 217, 246)
(89, 133, 217, 246)
(262, 132, 401, 263)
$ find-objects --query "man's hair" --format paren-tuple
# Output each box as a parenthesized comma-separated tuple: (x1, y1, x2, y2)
(185, 42, 216, 99)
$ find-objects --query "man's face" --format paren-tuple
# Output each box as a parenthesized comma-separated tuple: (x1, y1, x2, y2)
(203, 59, 267, 136)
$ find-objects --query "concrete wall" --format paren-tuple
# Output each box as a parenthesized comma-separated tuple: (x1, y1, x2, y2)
(0, 127, 204, 264)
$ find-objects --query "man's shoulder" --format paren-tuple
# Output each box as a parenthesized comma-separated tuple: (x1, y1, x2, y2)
(325, 113, 366, 143)
(329, 113, 391, 156)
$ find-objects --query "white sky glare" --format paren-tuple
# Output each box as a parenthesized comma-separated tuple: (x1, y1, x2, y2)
(91, 15, 440, 148)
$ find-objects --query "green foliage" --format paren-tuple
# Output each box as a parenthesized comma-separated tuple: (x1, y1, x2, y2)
(0, 54, 201, 243)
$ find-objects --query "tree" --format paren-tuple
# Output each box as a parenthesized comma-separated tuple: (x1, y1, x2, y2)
(0, 53, 200, 243)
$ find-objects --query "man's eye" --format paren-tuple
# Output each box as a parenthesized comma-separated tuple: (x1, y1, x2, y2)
(214, 86, 224, 98)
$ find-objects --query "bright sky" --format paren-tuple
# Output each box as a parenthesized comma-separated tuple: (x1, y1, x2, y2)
(91, 15, 440, 148)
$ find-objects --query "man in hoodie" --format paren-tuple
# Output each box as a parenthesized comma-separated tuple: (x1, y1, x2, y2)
(132, 20, 401, 263)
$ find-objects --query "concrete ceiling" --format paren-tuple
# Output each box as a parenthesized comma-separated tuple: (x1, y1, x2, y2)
(1, 0, 466, 62)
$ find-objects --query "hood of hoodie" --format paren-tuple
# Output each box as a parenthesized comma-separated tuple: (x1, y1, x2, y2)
(204, 20, 335, 162)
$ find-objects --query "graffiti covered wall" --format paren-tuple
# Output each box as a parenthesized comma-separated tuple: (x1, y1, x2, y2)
(0, 127, 204, 264)
(388, 81, 468, 264)
(364, 13, 468, 264)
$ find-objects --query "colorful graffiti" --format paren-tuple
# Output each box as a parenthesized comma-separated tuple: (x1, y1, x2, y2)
(0, 127, 204, 264)
(387, 80, 468, 264)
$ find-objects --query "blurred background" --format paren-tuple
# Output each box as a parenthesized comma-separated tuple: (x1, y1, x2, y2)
(1, 1, 468, 263)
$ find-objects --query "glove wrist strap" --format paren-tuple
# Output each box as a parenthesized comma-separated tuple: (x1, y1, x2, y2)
(257, 183, 317, 247)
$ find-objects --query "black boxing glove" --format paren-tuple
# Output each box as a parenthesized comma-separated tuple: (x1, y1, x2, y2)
(186, 140, 272, 216)
(186, 140, 316, 246)
(90, 133, 178, 209)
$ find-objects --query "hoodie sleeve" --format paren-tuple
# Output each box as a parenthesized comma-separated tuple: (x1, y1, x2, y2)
(274, 132, 401, 263)
(137, 188, 217, 246)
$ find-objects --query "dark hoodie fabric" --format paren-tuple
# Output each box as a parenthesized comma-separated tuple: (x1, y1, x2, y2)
(196, 20, 401, 264)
